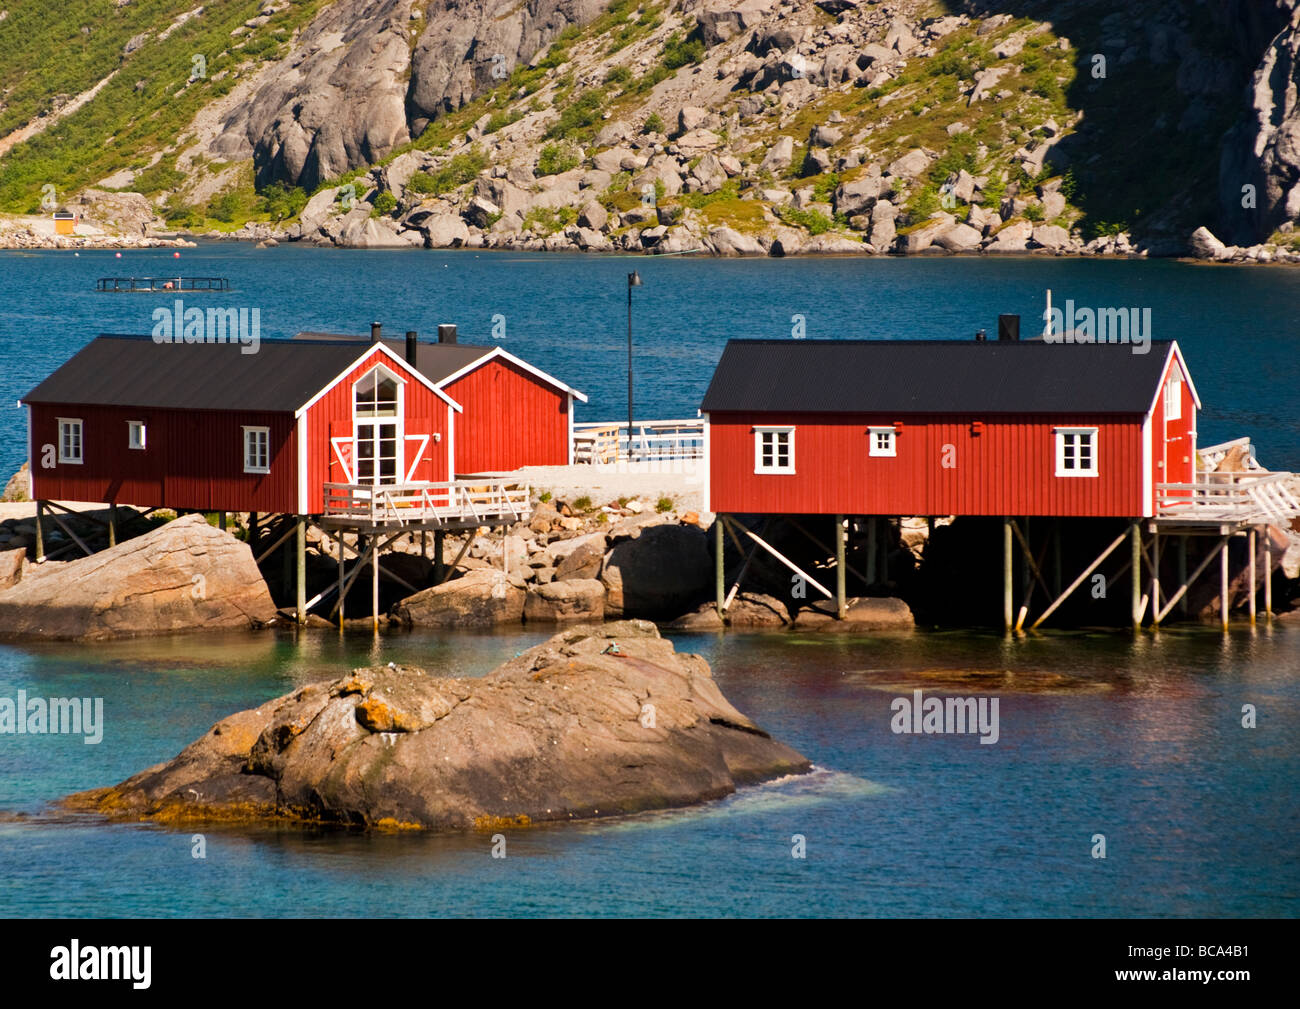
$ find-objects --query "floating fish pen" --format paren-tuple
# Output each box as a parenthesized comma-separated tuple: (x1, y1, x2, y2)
(96, 276, 231, 293)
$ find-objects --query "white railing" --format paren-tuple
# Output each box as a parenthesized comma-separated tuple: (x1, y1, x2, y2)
(1197, 437, 1266, 473)
(573, 419, 704, 463)
(1157, 470, 1300, 523)
(323, 479, 531, 526)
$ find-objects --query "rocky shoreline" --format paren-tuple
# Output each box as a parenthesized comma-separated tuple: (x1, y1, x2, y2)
(61, 620, 812, 831)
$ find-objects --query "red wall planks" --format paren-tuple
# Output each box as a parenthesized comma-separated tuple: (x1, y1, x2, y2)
(442, 357, 568, 474)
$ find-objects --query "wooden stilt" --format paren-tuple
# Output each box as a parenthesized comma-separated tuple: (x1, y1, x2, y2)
(437, 533, 472, 586)
(1248, 527, 1257, 626)
(715, 517, 725, 618)
(1177, 535, 1188, 616)
(1030, 529, 1129, 630)
(295, 517, 306, 626)
(1130, 521, 1142, 629)
(434, 529, 445, 584)
(1003, 517, 1013, 632)
(728, 517, 832, 600)
(338, 530, 346, 630)
(1220, 532, 1230, 631)
(881, 519, 889, 584)
(1265, 536, 1273, 619)
(249, 512, 259, 554)
(835, 514, 846, 620)
(34, 501, 44, 561)
(108, 504, 117, 547)
(723, 525, 765, 614)
(787, 516, 870, 586)
(48, 510, 93, 557)
(1156, 535, 1229, 624)
(256, 521, 299, 565)
(865, 516, 877, 585)
(1150, 529, 1161, 627)
(1051, 520, 1062, 598)
(421, 530, 427, 559)
(219, 511, 227, 532)
(372, 533, 380, 634)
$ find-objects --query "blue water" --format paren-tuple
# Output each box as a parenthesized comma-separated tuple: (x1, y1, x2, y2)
(1, 246, 1298, 481)
(1, 625, 1297, 917)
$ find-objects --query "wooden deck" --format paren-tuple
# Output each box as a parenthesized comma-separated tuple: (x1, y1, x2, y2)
(1156, 470, 1299, 527)
(320, 478, 530, 532)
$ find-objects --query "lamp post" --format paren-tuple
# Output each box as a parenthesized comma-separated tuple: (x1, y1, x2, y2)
(627, 270, 642, 461)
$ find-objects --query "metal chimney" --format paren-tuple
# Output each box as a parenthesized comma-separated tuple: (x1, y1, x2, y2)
(437, 324, 457, 345)
(405, 331, 418, 368)
(975, 329, 987, 342)
(997, 314, 1020, 342)
(370, 322, 382, 343)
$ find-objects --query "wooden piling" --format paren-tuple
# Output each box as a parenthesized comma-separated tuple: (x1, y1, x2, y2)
(1130, 521, 1142, 629)
(1220, 533, 1230, 631)
(835, 514, 846, 620)
(34, 501, 44, 560)
(715, 516, 725, 618)
(1150, 529, 1161, 628)
(108, 503, 117, 548)
(1248, 527, 1257, 626)
(1177, 535, 1187, 615)
(337, 529, 346, 630)
(1264, 536, 1273, 619)
(434, 529, 445, 585)
(218, 511, 227, 532)
(372, 534, 380, 634)
(1003, 517, 1013, 632)
(295, 517, 306, 626)
(865, 516, 877, 585)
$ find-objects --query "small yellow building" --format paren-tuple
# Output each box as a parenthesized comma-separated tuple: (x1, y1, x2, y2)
(53, 210, 77, 235)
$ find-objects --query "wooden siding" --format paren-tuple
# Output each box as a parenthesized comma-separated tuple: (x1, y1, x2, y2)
(303, 346, 453, 514)
(708, 412, 1147, 517)
(28, 402, 297, 512)
(1149, 353, 1197, 512)
(442, 356, 568, 473)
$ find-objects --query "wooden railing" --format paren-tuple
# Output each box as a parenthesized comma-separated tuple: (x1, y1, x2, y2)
(1157, 470, 1300, 523)
(573, 419, 705, 463)
(323, 479, 531, 526)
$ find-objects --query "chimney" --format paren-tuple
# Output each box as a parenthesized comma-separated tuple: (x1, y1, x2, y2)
(975, 329, 987, 342)
(370, 322, 382, 344)
(437, 323, 457, 345)
(405, 331, 418, 368)
(997, 314, 1020, 342)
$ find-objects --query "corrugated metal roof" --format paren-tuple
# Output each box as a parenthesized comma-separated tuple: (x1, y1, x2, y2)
(700, 339, 1177, 415)
(22, 335, 388, 412)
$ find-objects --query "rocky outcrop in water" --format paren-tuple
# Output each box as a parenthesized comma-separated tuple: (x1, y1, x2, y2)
(63, 621, 811, 830)
(0, 514, 277, 640)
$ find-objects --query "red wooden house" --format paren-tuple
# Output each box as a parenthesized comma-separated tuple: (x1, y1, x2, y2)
(22, 328, 585, 515)
(700, 338, 1200, 519)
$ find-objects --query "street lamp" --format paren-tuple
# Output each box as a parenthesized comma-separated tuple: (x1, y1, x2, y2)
(627, 270, 642, 460)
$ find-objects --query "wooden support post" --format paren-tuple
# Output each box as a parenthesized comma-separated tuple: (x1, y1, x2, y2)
(1003, 517, 1013, 633)
(865, 517, 877, 586)
(1030, 529, 1129, 630)
(881, 519, 890, 584)
(249, 512, 259, 554)
(434, 530, 445, 584)
(1220, 532, 1230, 631)
(372, 533, 380, 634)
(715, 516, 725, 618)
(1051, 520, 1062, 598)
(1248, 527, 1257, 626)
(295, 517, 306, 626)
(1156, 535, 1229, 625)
(1130, 522, 1142, 630)
(421, 530, 427, 559)
(34, 501, 44, 561)
(108, 504, 117, 548)
(1177, 535, 1188, 616)
(338, 530, 346, 630)
(1150, 529, 1161, 628)
(835, 515, 846, 620)
(219, 511, 227, 532)
(730, 518, 833, 600)
(1264, 536, 1273, 619)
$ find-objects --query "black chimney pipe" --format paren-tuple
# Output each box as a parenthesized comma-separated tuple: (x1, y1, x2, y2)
(975, 329, 987, 342)
(405, 331, 418, 368)
(438, 324, 457, 345)
(997, 314, 1020, 342)
(370, 322, 382, 344)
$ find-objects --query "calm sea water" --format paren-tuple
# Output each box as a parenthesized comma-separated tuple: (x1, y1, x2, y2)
(0, 248, 1297, 917)
(0, 246, 1298, 479)
(0, 625, 1298, 918)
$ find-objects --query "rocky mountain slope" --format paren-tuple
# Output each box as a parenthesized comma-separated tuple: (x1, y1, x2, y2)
(2, 0, 1298, 258)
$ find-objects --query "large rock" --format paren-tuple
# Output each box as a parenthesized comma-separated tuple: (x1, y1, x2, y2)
(524, 578, 605, 622)
(869, 200, 897, 250)
(395, 568, 524, 627)
(0, 547, 24, 592)
(834, 176, 881, 217)
(2, 462, 29, 502)
(697, 0, 776, 47)
(985, 219, 1034, 252)
(792, 596, 915, 630)
(601, 524, 712, 619)
(933, 221, 985, 252)
(0, 514, 276, 640)
(63, 622, 811, 830)
(554, 540, 604, 581)
(708, 225, 766, 256)
(761, 135, 795, 174)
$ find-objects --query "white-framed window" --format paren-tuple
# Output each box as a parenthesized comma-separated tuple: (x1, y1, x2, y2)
(1164, 374, 1182, 421)
(1054, 427, 1098, 477)
(869, 426, 897, 457)
(57, 418, 83, 464)
(754, 426, 794, 474)
(243, 426, 270, 474)
(127, 420, 146, 450)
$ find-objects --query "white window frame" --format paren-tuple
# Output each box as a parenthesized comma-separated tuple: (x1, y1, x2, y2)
(127, 420, 146, 450)
(57, 417, 83, 465)
(1054, 426, 1098, 477)
(243, 426, 270, 474)
(754, 426, 795, 474)
(1164, 375, 1182, 421)
(868, 426, 897, 457)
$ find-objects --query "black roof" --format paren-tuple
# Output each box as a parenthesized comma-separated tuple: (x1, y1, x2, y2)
(22, 334, 461, 412)
(293, 332, 491, 385)
(699, 339, 1178, 415)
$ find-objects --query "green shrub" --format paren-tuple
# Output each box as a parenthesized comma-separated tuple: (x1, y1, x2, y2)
(484, 109, 523, 134)
(573, 495, 593, 512)
(371, 191, 398, 216)
(605, 65, 633, 86)
(538, 491, 552, 503)
(537, 142, 580, 176)
(1024, 202, 1044, 221)
(655, 496, 673, 513)
(260, 182, 308, 222)
(776, 205, 834, 235)
(643, 112, 665, 134)
(406, 149, 488, 196)
(661, 29, 704, 69)
(545, 87, 607, 141)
